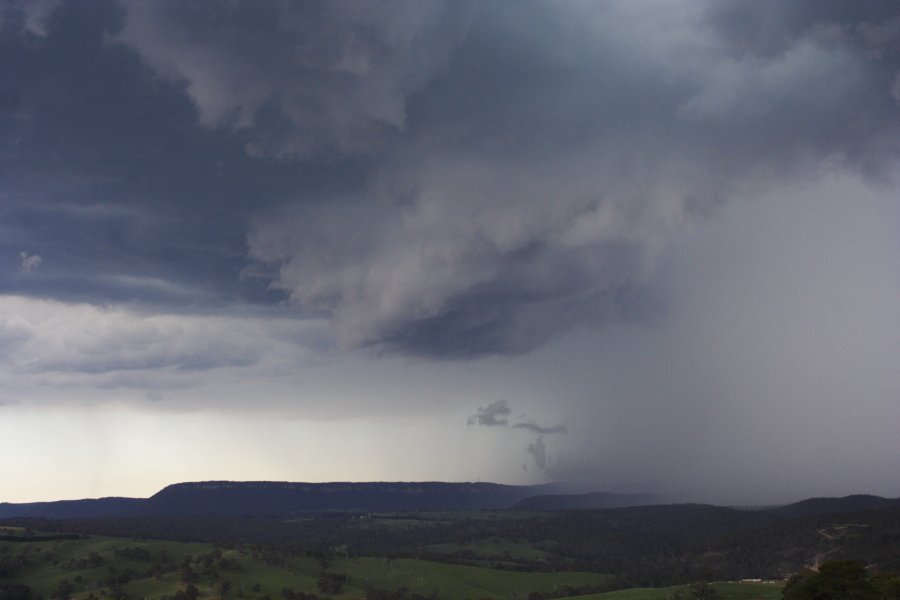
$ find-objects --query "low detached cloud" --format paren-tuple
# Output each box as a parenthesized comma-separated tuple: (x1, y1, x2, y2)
(467, 399, 511, 427)
(18, 252, 42, 273)
(513, 420, 568, 436)
(467, 399, 567, 435)
(527, 437, 549, 471)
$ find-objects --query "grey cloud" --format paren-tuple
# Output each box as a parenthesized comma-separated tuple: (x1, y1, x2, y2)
(37, 370, 199, 392)
(7, 0, 63, 38)
(0, 311, 31, 359)
(249, 1, 900, 359)
(0, 298, 324, 385)
(527, 436, 548, 471)
(3, 0, 899, 369)
(512, 420, 568, 436)
(19, 321, 261, 375)
(0, 295, 341, 413)
(467, 399, 567, 435)
(117, 0, 472, 159)
(18, 251, 42, 273)
(0, 1, 896, 503)
(532, 176, 900, 503)
(703, 0, 900, 58)
(467, 399, 511, 427)
(0, 0, 360, 309)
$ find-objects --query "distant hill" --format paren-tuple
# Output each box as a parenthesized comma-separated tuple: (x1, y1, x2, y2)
(0, 497, 144, 520)
(0, 481, 562, 519)
(512, 491, 659, 510)
(765, 494, 900, 518)
(145, 481, 560, 515)
(5, 483, 895, 523)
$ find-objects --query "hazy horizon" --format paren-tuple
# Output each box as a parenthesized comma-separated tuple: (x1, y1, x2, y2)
(1, 0, 899, 507)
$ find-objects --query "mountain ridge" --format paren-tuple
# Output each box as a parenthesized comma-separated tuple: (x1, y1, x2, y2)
(762, 493, 900, 518)
(0, 480, 562, 519)
(3, 481, 897, 521)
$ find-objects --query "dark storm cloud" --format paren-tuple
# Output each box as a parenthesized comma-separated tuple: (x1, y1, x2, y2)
(116, 0, 472, 160)
(2, 0, 899, 363)
(704, 0, 900, 58)
(0, 0, 367, 308)
(247, 0, 900, 358)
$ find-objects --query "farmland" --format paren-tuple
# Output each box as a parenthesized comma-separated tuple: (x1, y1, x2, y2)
(0, 534, 608, 600)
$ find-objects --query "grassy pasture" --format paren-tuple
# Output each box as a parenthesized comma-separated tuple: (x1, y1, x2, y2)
(1, 536, 210, 597)
(331, 557, 604, 599)
(558, 581, 783, 600)
(423, 538, 551, 561)
(359, 511, 548, 529)
(1, 535, 606, 600)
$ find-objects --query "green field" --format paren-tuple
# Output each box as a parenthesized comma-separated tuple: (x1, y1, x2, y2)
(0, 535, 607, 600)
(332, 556, 602, 598)
(0, 536, 211, 598)
(356, 511, 548, 530)
(423, 538, 551, 562)
(0, 527, 27, 534)
(559, 581, 783, 600)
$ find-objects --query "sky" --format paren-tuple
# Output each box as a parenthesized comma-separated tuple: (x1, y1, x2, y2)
(1, 0, 899, 505)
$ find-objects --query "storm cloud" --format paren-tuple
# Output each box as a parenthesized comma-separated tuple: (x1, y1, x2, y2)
(3, 0, 899, 359)
(1, 0, 899, 503)
(116, 0, 472, 159)
(243, 0, 900, 358)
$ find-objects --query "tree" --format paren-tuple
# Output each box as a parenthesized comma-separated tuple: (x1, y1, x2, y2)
(870, 572, 900, 600)
(169, 586, 200, 600)
(317, 572, 348, 596)
(181, 564, 199, 584)
(0, 583, 40, 600)
(689, 581, 717, 600)
(52, 579, 76, 600)
(218, 579, 234, 600)
(783, 561, 878, 600)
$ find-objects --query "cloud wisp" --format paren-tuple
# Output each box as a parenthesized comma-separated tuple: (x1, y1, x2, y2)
(527, 437, 549, 472)
(467, 400, 567, 435)
(513, 421, 568, 436)
(18, 252, 42, 273)
(467, 399, 511, 427)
